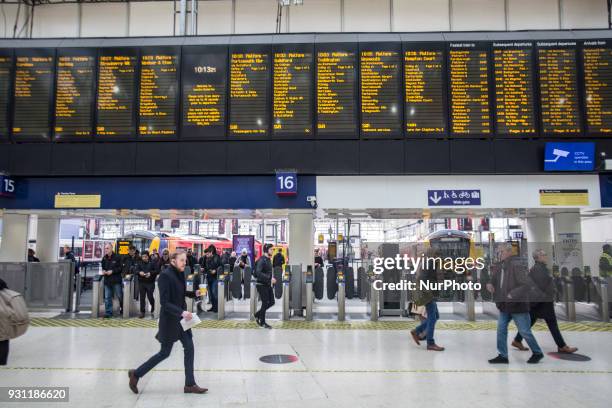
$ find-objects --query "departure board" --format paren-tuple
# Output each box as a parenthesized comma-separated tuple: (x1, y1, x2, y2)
(229, 49, 269, 137)
(493, 42, 536, 135)
(54, 51, 95, 140)
(404, 46, 446, 135)
(360, 47, 401, 137)
(0, 52, 11, 141)
(583, 40, 612, 134)
(96, 49, 137, 138)
(181, 47, 227, 139)
(273, 47, 313, 137)
(139, 48, 179, 138)
(449, 44, 491, 135)
(12, 50, 54, 140)
(537, 42, 581, 134)
(317, 47, 357, 137)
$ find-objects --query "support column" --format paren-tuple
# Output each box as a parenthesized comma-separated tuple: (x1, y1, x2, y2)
(523, 217, 553, 268)
(288, 210, 314, 270)
(552, 211, 584, 275)
(36, 217, 60, 262)
(0, 213, 30, 262)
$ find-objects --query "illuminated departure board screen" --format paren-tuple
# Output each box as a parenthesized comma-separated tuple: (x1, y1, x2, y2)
(181, 47, 227, 139)
(404, 44, 446, 136)
(12, 49, 55, 141)
(537, 42, 581, 134)
(229, 47, 270, 137)
(317, 45, 358, 138)
(54, 50, 95, 140)
(449, 43, 491, 136)
(493, 42, 536, 135)
(96, 48, 138, 139)
(139, 47, 179, 138)
(583, 40, 612, 134)
(360, 44, 402, 138)
(273, 45, 313, 137)
(0, 51, 11, 141)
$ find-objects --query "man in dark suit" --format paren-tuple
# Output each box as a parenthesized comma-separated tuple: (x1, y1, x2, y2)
(128, 250, 207, 395)
(487, 243, 544, 365)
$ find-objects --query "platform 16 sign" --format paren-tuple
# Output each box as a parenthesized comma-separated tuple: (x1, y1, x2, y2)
(0, 175, 16, 197)
(276, 172, 297, 196)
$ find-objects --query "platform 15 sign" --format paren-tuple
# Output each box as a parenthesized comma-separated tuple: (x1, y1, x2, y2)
(276, 172, 297, 196)
(0, 175, 16, 197)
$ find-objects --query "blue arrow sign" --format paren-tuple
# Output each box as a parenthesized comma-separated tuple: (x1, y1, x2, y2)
(428, 190, 481, 206)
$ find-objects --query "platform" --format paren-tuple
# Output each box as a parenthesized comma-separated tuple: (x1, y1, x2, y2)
(1, 317, 611, 408)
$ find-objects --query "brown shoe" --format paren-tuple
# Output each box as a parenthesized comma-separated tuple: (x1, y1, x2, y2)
(427, 344, 445, 351)
(128, 369, 139, 394)
(138, 313, 145, 319)
(410, 330, 421, 345)
(558, 346, 578, 354)
(184, 385, 208, 394)
(511, 340, 529, 351)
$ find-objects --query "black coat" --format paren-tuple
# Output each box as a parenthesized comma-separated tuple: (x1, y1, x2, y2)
(272, 253, 285, 268)
(254, 256, 273, 286)
(201, 253, 222, 281)
(157, 265, 196, 344)
(101, 253, 122, 286)
(137, 259, 158, 284)
(490, 256, 531, 314)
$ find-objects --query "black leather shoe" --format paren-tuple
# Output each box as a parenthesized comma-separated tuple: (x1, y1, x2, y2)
(128, 370, 139, 394)
(488, 355, 509, 364)
(527, 353, 544, 364)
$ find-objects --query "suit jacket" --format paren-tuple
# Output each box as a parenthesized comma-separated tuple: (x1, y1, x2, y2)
(157, 264, 196, 344)
(490, 255, 531, 314)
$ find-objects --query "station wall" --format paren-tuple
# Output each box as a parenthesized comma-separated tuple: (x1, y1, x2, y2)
(0, 0, 608, 38)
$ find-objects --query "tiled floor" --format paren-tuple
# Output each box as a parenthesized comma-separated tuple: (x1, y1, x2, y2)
(1, 323, 611, 408)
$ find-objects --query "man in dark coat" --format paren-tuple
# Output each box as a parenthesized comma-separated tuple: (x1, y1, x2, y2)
(101, 243, 123, 318)
(200, 245, 222, 313)
(487, 243, 544, 364)
(137, 251, 158, 319)
(511, 249, 578, 353)
(254, 243, 276, 329)
(128, 250, 207, 395)
(272, 248, 285, 269)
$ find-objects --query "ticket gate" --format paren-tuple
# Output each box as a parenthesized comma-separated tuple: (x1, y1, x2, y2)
(337, 267, 346, 321)
(366, 269, 379, 322)
(555, 277, 577, 322)
(217, 265, 233, 320)
(282, 266, 291, 321)
(153, 276, 161, 319)
(122, 275, 139, 318)
(91, 275, 105, 318)
(575, 277, 609, 322)
(452, 275, 476, 321)
(249, 274, 259, 321)
(185, 273, 197, 313)
(305, 265, 314, 321)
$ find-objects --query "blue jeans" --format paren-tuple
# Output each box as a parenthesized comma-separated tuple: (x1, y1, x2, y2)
(415, 301, 439, 345)
(497, 312, 542, 358)
(104, 283, 123, 317)
(134, 330, 195, 386)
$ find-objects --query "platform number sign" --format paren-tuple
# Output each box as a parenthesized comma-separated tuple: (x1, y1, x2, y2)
(0, 175, 16, 197)
(276, 171, 297, 196)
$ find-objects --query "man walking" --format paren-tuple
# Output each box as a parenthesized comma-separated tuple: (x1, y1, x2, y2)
(511, 249, 577, 354)
(101, 244, 123, 318)
(254, 244, 276, 329)
(487, 243, 544, 364)
(128, 250, 207, 395)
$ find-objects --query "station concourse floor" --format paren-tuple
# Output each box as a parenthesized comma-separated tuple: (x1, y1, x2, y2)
(1, 315, 611, 408)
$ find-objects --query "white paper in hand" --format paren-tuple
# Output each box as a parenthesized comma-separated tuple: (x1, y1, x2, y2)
(180, 313, 201, 331)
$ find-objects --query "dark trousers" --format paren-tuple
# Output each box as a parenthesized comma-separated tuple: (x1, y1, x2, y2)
(255, 284, 275, 324)
(139, 282, 155, 314)
(514, 303, 566, 348)
(207, 276, 218, 312)
(134, 330, 195, 387)
(0, 340, 8, 365)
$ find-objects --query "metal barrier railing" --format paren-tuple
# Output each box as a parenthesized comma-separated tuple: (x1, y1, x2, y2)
(0, 261, 73, 311)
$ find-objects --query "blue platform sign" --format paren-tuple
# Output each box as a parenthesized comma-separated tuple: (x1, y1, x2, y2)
(428, 190, 481, 206)
(544, 142, 595, 171)
(0, 175, 16, 197)
(276, 171, 297, 196)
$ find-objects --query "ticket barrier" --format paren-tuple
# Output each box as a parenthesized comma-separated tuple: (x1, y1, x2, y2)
(553, 277, 576, 321)
(575, 277, 609, 322)
(91, 275, 105, 318)
(337, 267, 346, 321)
(73, 272, 82, 313)
(452, 275, 476, 321)
(217, 265, 233, 320)
(185, 273, 197, 313)
(153, 276, 161, 319)
(366, 270, 379, 322)
(249, 275, 259, 321)
(282, 266, 291, 321)
(305, 265, 314, 321)
(122, 275, 139, 319)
